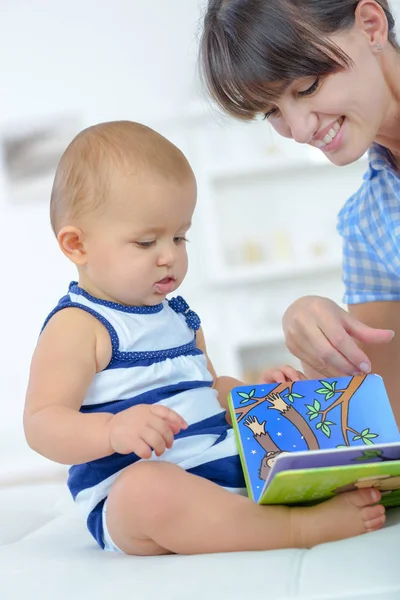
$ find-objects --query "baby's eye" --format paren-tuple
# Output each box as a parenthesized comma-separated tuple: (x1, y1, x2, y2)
(136, 240, 155, 248)
(174, 236, 188, 244)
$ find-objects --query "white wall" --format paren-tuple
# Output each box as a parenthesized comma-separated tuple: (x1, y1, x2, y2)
(0, 0, 205, 474)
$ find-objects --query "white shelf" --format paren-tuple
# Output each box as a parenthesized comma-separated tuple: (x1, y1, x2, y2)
(207, 154, 368, 184)
(210, 256, 341, 287)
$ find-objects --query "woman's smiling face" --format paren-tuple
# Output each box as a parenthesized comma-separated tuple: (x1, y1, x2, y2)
(263, 26, 391, 166)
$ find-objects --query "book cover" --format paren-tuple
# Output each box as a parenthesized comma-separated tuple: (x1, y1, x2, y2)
(227, 374, 400, 506)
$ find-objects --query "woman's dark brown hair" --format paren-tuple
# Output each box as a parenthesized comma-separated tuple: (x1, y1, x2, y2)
(200, 0, 397, 119)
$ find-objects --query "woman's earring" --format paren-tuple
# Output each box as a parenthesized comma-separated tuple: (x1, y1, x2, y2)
(377, 43, 383, 51)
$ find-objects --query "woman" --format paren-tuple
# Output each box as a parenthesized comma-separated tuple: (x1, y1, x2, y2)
(200, 0, 400, 423)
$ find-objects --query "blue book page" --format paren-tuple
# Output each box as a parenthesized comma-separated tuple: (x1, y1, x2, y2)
(230, 374, 400, 503)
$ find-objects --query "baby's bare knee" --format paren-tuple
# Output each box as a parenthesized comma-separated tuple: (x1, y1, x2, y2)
(110, 461, 183, 525)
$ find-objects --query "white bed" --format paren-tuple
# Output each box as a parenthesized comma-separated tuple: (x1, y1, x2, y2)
(1, 472, 400, 600)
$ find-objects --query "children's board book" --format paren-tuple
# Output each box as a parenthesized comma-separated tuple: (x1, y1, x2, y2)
(228, 374, 400, 508)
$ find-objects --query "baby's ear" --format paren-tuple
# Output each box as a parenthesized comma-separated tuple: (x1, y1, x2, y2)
(57, 226, 87, 265)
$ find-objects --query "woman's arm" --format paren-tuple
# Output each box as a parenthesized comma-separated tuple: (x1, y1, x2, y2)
(348, 301, 400, 426)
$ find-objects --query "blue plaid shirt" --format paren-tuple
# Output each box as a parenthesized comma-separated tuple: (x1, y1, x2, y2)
(337, 143, 400, 304)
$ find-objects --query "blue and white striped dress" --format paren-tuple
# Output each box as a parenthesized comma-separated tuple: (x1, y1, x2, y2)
(43, 282, 246, 548)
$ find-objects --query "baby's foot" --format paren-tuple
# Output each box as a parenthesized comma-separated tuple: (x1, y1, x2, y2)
(292, 488, 386, 548)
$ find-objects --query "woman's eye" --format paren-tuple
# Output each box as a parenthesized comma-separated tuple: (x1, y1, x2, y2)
(263, 108, 279, 120)
(298, 77, 320, 97)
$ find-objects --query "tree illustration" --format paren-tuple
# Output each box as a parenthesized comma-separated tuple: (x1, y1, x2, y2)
(236, 384, 319, 450)
(236, 375, 379, 449)
(236, 375, 382, 483)
(304, 376, 378, 446)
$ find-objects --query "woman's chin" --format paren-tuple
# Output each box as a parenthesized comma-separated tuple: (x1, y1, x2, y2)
(323, 148, 367, 167)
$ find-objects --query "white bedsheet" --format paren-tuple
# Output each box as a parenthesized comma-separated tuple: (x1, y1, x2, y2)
(1, 481, 399, 600)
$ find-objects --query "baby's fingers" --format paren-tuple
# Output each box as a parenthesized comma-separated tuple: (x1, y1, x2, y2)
(279, 365, 307, 381)
(131, 438, 153, 460)
(260, 367, 298, 383)
(141, 427, 167, 457)
(149, 416, 175, 449)
(150, 404, 188, 430)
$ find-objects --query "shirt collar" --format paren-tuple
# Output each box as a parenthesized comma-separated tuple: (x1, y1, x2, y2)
(366, 143, 397, 179)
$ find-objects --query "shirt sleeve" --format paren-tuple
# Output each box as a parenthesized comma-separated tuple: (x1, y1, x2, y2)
(337, 178, 400, 305)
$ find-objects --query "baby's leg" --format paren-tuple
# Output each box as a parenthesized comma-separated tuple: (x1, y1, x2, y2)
(105, 461, 385, 555)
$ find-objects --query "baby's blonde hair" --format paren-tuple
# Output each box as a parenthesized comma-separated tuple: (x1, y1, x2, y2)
(50, 120, 194, 234)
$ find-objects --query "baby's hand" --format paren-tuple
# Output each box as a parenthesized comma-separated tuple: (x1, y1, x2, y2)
(108, 404, 188, 458)
(259, 365, 307, 384)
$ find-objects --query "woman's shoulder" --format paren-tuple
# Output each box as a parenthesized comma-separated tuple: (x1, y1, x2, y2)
(337, 144, 400, 233)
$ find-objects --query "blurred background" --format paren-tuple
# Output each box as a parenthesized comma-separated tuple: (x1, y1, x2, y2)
(1, 0, 400, 480)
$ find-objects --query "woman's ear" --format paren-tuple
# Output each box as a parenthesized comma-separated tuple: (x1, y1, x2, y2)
(355, 0, 388, 49)
(57, 226, 87, 265)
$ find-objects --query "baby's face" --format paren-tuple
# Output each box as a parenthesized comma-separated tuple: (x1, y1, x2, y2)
(80, 172, 196, 306)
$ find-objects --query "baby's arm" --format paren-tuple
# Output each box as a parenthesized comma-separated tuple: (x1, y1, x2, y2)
(24, 308, 115, 464)
(195, 327, 243, 411)
(24, 308, 187, 465)
(196, 328, 307, 413)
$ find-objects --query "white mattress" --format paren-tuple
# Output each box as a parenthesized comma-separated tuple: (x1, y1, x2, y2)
(1, 480, 400, 600)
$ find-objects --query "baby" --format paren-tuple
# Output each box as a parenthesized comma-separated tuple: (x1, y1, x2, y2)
(24, 121, 385, 555)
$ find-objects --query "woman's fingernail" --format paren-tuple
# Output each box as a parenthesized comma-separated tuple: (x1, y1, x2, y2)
(359, 362, 371, 373)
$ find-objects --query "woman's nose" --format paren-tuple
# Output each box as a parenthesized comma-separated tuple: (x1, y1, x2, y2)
(283, 105, 317, 144)
(289, 117, 315, 144)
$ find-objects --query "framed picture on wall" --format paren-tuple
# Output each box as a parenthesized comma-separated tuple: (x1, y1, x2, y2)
(1, 115, 80, 205)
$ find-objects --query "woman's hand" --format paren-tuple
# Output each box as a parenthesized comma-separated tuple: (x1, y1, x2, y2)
(282, 296, 394, 377)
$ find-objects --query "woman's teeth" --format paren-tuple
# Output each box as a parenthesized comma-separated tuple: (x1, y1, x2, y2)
(317, 118, 344, 147)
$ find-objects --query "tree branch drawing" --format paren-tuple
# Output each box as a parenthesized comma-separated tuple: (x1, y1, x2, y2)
(244, 416, 282, 480)
(237, 386, 319, 451)
(304, 375, 379, 446)
(235, 382, 294, 421)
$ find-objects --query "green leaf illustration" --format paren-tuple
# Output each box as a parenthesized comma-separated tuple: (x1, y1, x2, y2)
(287, 394, 295, 403)
(249, 389, 255, 398)
(336, 445, 348, 449)
(313, 400, 321, 411)
(238, 392, 250, 399)
(353, 435, 361, 441)
(291, 393, 304, 399)
(316, 422, 323, 429)
(321, 423, 331, 438)
(363, 438, 375, 446)
(323, 421, 335, 426)
(320, 380, 335, 391)
(325, 391, 335, 401)
(306, 406, 319, 421)
(315, 388, 331, 395)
